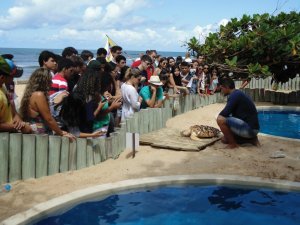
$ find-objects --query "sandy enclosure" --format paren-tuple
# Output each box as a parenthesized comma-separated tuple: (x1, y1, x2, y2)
(1, 93, 300, 221)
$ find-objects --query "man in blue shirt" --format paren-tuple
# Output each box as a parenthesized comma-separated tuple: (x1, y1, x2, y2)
(216, 77, 260, 148)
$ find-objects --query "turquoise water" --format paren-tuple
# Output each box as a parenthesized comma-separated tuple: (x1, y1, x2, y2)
(31, 185, 300, 225)
(0, 47, 185, 80)
(258, 110, 300, 139)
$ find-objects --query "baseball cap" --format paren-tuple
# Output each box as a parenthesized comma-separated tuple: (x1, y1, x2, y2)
(1, 54, 24, 78)
(0, 56, 11, 76)
(5, 59, 23, 78)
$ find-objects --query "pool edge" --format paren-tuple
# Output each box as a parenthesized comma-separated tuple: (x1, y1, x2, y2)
(2, 174, 300, 225)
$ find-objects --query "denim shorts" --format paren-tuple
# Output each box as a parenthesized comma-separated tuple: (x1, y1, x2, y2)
(226, 117, 258, 138)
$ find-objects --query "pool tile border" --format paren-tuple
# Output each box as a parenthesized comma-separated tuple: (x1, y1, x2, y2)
(2, 174, 300, 225)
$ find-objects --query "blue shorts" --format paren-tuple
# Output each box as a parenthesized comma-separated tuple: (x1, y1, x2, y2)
(226, 117, 258, 139)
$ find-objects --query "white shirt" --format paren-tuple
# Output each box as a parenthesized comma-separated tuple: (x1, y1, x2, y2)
(121, 83, 140, 121)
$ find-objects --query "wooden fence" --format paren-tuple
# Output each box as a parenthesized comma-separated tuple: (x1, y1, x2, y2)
(1, 75, 300, 185)
(235, 75, 300, 91)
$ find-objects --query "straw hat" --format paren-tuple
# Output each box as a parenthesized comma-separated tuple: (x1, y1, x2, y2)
(148, 75, 163, 86)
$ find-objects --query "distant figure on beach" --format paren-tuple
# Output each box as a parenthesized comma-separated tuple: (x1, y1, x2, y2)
(0, 56, 31, 133)
(216, 77, 260, 148)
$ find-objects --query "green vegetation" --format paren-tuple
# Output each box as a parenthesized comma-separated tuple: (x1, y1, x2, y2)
(186, 11, 300, 83)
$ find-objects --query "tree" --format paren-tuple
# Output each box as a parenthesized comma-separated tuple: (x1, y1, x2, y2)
(186, 12, 300, 83)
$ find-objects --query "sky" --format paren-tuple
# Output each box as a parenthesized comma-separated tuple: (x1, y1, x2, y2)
(0, 0, 299, 52)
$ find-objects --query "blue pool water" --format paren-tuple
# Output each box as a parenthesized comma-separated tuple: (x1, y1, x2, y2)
(31, 185, 300, 225)
(258, 110, 300, 139)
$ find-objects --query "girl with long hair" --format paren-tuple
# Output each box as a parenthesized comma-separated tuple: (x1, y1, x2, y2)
(19, 68, 74, 139)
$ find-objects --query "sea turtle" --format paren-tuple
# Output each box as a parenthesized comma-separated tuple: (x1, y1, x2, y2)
(180, 125, 220, 141)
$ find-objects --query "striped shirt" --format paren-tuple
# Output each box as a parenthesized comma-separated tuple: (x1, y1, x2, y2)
(49, 73, 68, 95)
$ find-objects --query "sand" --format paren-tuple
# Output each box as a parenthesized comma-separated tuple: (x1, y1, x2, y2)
(1, 88, 300, 222)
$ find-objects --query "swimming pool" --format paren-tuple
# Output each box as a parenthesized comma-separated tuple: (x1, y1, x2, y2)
(4, 175, 299, 225)
(258, 107, 300, 139)
(31, 185, 300, 225)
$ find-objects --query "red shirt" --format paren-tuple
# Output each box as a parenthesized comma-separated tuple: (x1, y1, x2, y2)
(49, 73, 68, 95)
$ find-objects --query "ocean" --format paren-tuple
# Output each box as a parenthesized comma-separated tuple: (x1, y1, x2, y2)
(0, 47, 185, 80)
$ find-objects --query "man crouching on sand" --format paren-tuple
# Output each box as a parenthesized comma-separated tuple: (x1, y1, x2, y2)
(216, 77, 260, 148)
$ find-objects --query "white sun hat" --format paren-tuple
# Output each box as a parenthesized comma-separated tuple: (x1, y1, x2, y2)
(148, 75, 163, 86)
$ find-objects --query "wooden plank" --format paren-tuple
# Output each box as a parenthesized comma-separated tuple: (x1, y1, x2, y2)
(111, 132, 120, 159)
(99, 138, 107, 161)
(22, 134, 36, 180)
(9, 133, 22, 182)
(133, 112, 139, 133)
(48, 135, 61, 175)
(86, 138, 94, 167)
(68, 140, 77, 170)
(35, 135, 48, 178)
(140, 109, 149, 134)
(60, 137, 70, 173)
(157, 108, 163, 129)
(76, 138, 87, 170)
(0, 133, 9, 184)
(105, 136, 113, 158)
(148, 108, 154, 132)
(93, 138, 101, 164)
(115, 128, 122, 155)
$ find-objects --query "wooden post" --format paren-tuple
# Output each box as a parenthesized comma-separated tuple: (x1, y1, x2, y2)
(35, 135, 48, 178)
(22, 134, 36, 179)
(9, 133, 22, 182)
(98, 137, 107, 161)
(60, 137, 70, 173)
(86, 138, 94, 167)
(259, 89, 265, 102)
(0, 132, 9, 184)
(264, 89, 271, 102)
(48, 135, 61, 175)
(254, 88, 259, 102)
(132, 133, 136, 158)
(76, 138, 87, 170)
(105, 136, 113, 158)
(288, 91, 297, 103)
(110, 132, 119, 159)
(68, 140, 77, 170)
(140, 109, 149, 134)
(93, 138, 101, 164)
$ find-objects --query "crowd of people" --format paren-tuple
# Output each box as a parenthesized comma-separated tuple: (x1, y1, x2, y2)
(0, 45, 259, 148)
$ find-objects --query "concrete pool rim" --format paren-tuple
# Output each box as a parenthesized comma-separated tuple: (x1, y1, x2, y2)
(2, 174, 300, 225)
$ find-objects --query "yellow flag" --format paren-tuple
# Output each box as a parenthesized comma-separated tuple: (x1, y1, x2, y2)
(105, 35, 117, 62)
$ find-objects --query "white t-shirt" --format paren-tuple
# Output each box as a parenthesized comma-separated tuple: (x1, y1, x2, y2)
(121, 83, 140, 121)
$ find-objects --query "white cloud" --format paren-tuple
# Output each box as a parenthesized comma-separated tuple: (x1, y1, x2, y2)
(83, 6, 103, 22)
(192, 18, 228, 43)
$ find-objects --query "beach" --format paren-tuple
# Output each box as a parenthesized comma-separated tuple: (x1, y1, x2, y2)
(1, 90, 300, 221)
